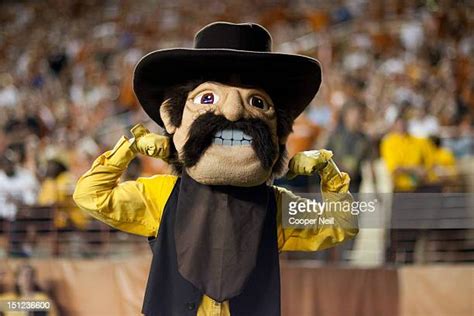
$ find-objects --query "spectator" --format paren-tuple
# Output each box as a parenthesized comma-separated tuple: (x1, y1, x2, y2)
(0, 154, 38, 221)
(426, 135, 458, 188)
(0, 74, 18, 109)
(444, 115, 473, 158)
(408, 104, 440, 138)
(380, 115, 434, 192)
(326, 101, 370, 192)
(38, 159, 89, 230)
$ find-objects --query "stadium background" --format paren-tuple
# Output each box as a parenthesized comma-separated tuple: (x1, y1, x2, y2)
(0, 0, 473, 315)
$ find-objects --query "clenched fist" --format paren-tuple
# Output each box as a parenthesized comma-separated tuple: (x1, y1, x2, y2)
(129, 124, 170, 161)
(287, 149, 350, 192)
(287, 150, 334, 178)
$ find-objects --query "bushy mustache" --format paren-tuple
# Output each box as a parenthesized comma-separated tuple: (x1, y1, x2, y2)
(182, 112, 278, 170)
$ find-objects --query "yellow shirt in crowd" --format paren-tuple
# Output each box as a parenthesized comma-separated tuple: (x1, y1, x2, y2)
(432, 147, 457, 175)
(38, 172, 90, 229)
(73, 136, 358, 316)
(380, 132, 435, 191)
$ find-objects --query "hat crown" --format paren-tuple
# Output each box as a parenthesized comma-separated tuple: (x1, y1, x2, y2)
(194, 22, 272, 52)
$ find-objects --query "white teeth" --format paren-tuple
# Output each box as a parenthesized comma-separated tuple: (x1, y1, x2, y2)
(232, 130, 243, 140)
(213, 128, 253, 146)
(222, 129, 232, 139)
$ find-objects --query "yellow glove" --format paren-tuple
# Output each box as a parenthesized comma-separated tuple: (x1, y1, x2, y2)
(287, 150, 333, 178)
(287, 149, 350, 193)
(129, 124, 170, 161)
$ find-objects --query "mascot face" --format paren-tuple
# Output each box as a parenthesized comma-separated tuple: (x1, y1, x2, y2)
(160, 81, 281, 186)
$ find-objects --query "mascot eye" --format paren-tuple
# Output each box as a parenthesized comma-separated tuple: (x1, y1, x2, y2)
(249, 96, 268, 110)
(193, 92, 219, 105)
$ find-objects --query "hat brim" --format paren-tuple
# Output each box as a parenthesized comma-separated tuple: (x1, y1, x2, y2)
(133, 48, 322, 127)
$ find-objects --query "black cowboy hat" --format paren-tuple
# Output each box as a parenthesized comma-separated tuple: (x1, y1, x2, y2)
(133, 22, 322, 127)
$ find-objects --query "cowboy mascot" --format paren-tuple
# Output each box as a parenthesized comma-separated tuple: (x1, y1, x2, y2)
(74, 22, 358, 316)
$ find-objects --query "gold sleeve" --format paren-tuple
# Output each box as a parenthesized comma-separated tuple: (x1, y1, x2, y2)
(73, 136, 177, 237)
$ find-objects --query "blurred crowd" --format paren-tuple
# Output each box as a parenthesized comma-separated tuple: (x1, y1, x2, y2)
(0, 0, 473, 234)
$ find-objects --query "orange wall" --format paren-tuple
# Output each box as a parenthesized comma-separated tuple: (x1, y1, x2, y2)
(1, 257, 472, 316)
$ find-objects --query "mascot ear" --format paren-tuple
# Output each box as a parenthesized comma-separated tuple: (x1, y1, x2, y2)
(160, 99, 176, 134)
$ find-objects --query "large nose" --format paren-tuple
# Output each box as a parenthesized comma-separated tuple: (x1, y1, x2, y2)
(219, 89, 245, 121)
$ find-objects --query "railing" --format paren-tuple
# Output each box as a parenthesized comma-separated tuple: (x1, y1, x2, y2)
(1, 161, 474, 263)
(0, 206, 147, 258)
(388, 192, 474, 263)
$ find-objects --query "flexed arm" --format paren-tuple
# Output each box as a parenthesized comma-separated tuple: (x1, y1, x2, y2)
(73, 124, 175, 237)
(276, 150, 359, 251)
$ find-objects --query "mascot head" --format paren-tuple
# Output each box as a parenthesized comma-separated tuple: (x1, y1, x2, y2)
(133, 22, 321, 186)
